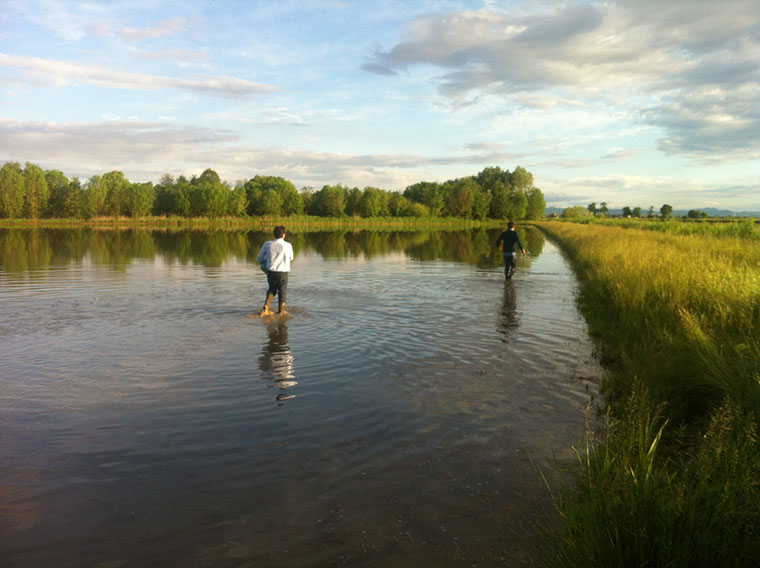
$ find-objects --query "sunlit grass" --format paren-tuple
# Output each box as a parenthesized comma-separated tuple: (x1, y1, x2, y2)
(538, 221, 760, 567)
(0, 214, 506, 231)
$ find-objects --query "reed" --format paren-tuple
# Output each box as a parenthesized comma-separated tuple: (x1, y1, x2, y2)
(538, 221, 760, 567)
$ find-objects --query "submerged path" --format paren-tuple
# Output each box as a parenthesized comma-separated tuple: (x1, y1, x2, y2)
(1, 230, 601, 567)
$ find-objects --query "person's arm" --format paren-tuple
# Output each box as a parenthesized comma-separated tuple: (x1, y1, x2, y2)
(256, 243, 269, 266)
(286, 241, 294, 262)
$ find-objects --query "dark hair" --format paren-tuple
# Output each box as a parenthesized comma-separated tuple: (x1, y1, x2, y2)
(507, 222, 515, 229)
(274, 226, 286, 239)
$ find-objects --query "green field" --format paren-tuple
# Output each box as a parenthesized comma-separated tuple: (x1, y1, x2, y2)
(538, 220, 760, 567)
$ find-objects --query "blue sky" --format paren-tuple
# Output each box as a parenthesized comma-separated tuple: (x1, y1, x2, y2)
(1, 0, 758, 210)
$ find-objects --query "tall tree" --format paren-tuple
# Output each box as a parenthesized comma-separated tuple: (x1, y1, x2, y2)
(228, 183, 248, 216)
(360, 187, 390, 218)
(127, 182, 155, 217)
(85, 175, 107, 218)
(471, 185, 491, 220)
(309, 185, 346, 217)
(660, 203, 673, 218)
(0, 161, 25, 218)
(488, 181, 511, 219)
(45, 169, 70, 218)
(506, 191, 528, 221)
(24, 162, 49, 218)
(64, 177, 86, 218)
(102, 171, 130, 217)
(525, 188, 546, 220)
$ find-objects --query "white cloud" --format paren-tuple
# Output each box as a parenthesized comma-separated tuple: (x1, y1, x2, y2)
(119, 17, 187, 41)
(0, 53, 277, 98)
(0, 117, 518, 189)
(363, 0, 760, 160)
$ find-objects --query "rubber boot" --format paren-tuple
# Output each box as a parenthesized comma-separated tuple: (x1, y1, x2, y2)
(261, 293, 275, 316)
(278, 300, 288, 315)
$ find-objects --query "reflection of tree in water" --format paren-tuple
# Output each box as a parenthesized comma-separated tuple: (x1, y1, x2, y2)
(500, 282, 519, 342)
(1, 226, 545, 273)
(258, 321, 297, 402)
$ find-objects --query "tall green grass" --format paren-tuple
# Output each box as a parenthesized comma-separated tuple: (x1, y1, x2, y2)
(0, 214, 505, 231)
(539, 221, 760, 567)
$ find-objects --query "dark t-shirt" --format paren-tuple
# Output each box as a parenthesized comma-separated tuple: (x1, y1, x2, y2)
(496, 229, 524, 253)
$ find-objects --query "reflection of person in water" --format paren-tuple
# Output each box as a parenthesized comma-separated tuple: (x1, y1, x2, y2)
(259, 321, 297, 401)
(500, 281, 519, 341)
(496, 222, 527, 280)
(256, 225, 294, 316)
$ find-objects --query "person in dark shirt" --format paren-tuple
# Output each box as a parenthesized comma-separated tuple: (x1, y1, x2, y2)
(496, 222, 527, 279)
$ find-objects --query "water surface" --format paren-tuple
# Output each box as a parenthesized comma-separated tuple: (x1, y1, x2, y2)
(1, 227, 601, 567)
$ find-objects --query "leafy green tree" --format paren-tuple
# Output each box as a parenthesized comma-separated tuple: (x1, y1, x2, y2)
(360, 187, 390, 218)
(506, 191, 528, 221)
(687, 209, 708, 219)
(0, 161, 25, 218)
(154, 174, 176, 216)
(525, 188, 546, 220)
(191, 169, 227, 217)
(245, 175, 303, 216)
(660, 203, 673, 218)
(511, 166, 534, 194)
(488, 181, 511, 219)
(401, 202, 428, 217)
(174, 176, 192, 217)
(647, 206, 655, 218)
(85, 175, 107, 218)
(259, 188, 283, 216)
(600, 202, 609, 216)
(404, 181, 443, 216)
(632, 206, 642, 218)
(345, 187, 363, 217)
(622, 206, 633, 217)
(387, 193, 408, 217)
(127, 182, 155, 217)
(471, 185, 491, 220)
(442, 178, 478, 217)
(23, 162, 49, 218)
(102, 171, 130, 217)
(562, 206, 593, 219)
(45, 169, 70, 218)
(228, 183, 248, 216)
(309, 185, 346, 217)
(476, 166, 510, 192)
(588, 202, 597, 215)
(64, 177, 87, 218)
(299, 187, 314, 214)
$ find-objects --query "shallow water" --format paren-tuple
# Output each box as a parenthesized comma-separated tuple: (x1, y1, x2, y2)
(1, 227, 601, 567)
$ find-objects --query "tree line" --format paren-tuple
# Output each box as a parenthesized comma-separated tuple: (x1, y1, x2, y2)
(562, 202, 710, 220)
(0, 161, 546, 221)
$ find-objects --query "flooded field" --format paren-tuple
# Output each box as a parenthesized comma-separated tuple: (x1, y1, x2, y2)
(1, 227, 601, 567)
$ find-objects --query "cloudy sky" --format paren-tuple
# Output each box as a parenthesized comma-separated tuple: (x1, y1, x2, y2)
(1, 0, 758, 210)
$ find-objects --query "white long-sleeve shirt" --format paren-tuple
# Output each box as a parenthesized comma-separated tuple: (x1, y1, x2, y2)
(256, 237, 294, 272)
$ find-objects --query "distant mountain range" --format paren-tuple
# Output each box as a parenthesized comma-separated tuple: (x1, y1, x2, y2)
(545, 206, 760, 218)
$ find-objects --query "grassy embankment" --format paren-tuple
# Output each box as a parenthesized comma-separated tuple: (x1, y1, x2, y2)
(537, 220, 760, 567)
(0, 215, 506, 231)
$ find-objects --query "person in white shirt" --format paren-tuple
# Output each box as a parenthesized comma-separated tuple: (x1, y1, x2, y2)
(256, 226, 294, 316)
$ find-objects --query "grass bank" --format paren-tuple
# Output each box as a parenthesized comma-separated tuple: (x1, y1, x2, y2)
(537, 221, 760, 567)
(0, 215, 506, 232)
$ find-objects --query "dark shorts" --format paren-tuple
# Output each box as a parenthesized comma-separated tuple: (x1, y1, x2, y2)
(266, 271, 289, 301)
